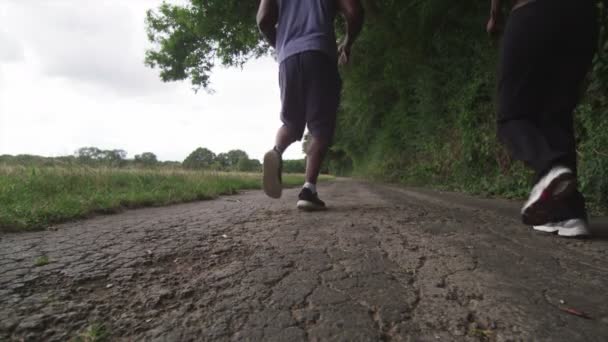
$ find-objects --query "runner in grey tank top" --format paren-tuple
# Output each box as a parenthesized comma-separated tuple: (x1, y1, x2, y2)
(275, 0, 338, 63)
(257, 0, 364, 210)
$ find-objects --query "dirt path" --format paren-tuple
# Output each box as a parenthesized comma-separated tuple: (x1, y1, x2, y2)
(1, 179, 607, 341)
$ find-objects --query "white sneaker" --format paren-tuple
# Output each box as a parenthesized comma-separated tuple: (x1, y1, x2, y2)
(533, 219, 590, 237)
(263, 148, 282, 199)
(522, 166, 577, 226)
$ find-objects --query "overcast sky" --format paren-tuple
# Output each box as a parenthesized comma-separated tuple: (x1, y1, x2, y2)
(0, 0, 304, 162)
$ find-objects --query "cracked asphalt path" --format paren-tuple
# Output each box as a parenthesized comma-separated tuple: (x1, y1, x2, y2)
(1, 179, 608, 341)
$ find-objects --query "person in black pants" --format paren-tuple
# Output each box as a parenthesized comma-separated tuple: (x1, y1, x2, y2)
(487, 0, 599, 237)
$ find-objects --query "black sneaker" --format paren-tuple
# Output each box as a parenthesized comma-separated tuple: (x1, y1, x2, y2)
(297, 188, 326, 211)
(521, 166, 577, 226)
(263, 148, 282, 199)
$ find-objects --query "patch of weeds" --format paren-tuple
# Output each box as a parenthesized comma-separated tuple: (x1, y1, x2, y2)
(72, 323, 109, 342)
(469, 328, 493, 341)
(34, 256, 49, 267)
(43, 294, 57, 305)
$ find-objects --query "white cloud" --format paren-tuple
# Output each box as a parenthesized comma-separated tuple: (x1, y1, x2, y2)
(0, 0, 304, 162)
(2, 1, 172, 95)
(0, 30, 24, 62)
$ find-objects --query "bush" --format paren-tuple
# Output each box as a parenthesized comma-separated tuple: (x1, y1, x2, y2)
(327, 0, 608, 214)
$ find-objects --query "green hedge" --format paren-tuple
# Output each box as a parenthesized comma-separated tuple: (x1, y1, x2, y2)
(330, 0, 608, 214)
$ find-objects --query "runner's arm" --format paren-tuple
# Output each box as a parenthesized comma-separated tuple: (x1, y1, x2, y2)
(336, 0, 364, 65)
(487, 0, 502, 35)
(257, 0, 279, 48)
(337, 0, 364, 51)
(490, 0, 502, 19)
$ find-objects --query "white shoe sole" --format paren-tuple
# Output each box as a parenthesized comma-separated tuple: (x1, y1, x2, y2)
(522, 167, 576, 226)
(533, 219, 590, 238)
(557, 226, 590, 238)
(533, 225, 559, 233)
(297, 200, 326, 212)
(533, 226, 591, 237)
(263, 150, 282, 199)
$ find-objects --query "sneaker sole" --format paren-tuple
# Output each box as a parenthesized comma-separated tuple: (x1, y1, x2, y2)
(263, 151, 282, 199)
(557, 226, 591, 238)
(533, 226, 559, 234)
(297, 200, 326, 212)
(522, 173, 577, 226)
(533, 226, 590, 237)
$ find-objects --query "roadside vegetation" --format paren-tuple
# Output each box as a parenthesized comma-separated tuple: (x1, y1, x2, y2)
(0, 147, 320, 233)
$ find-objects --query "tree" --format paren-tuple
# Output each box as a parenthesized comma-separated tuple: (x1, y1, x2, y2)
(135, 152, 158, 167)
(183, 147, 217, 170)
(102, 150, 128, 166)
(226, 150, 249, 169)
(215, 153, 230, 169)
(145, 0, 265, 91)
(283, 159, 306, 174)
(75, 147, 102, 162)
(213, 150, 250, 170)
(237, 158, 262, 172)
(75, 147, 127, 166)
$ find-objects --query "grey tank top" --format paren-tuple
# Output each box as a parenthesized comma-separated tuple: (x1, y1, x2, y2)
(276, 0, 338, 63)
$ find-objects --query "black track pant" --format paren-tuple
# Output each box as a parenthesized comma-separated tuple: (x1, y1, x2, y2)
(497, 0, 599, 221)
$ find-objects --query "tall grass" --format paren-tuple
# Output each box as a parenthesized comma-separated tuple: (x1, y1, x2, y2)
(0, 166, 315, 232)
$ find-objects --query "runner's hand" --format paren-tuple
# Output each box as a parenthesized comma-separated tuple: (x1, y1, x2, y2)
(486, 15, 502, 36)
(338, 42, 351, 66)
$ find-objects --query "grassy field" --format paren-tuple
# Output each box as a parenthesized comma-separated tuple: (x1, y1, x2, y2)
(0, 166, 324, 233)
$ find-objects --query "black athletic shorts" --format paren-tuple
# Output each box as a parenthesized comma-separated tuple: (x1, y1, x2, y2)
(279, 50, 342, 141)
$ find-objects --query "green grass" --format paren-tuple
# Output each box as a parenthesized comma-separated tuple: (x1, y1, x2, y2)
(72, 323, 109, 342)
(0, 166, 329, 232)
(34, 256, 50, 267)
